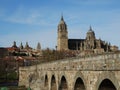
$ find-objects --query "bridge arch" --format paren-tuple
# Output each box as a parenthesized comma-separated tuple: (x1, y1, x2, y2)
(44, 74, 49, 88)
(95, 71, 119, 90)
(73, 71, 86, 90)
(59, 76, 68, 90)
(98, 79, 116, 90)
(51, 75, 57, 90)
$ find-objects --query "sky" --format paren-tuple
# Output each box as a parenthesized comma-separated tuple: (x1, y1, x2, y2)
(0, 0, 120, 49)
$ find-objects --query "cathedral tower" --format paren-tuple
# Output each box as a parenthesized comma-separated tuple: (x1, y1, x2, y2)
(86, 26, 96, 40)
(57, 15, 68, 50)
(85, 26, 96, 50)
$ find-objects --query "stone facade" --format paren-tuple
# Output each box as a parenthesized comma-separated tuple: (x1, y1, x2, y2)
(19, 52, 120, 90)
(57, 16, 118, 54)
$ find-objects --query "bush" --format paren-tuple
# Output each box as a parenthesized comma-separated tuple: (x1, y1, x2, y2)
(7, 72, 18, 80)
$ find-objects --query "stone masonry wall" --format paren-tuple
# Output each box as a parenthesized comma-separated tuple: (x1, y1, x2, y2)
(19, 53, 120, 90)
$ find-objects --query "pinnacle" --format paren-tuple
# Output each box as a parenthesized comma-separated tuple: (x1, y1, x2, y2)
(61, 14, 64, 21)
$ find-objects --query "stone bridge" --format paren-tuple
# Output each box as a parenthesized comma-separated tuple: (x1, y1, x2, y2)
(19, 53, 120, 90)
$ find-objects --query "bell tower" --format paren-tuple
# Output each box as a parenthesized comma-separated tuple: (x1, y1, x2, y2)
(57, 15, 68, 50)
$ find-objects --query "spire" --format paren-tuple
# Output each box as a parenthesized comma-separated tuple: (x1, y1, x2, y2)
(12, 41, 17, 48)
(25, 42, 29, 49)
(20, 42, 23, 49)
(88, 25, 95, 33)
(89, 25, 93, 31)
(61, 13, 64, 21)
(58, 14, 67, 31)
(13, 41, 16, 46)
(59, 14, 66, 25)
(37, 42, 41, 50)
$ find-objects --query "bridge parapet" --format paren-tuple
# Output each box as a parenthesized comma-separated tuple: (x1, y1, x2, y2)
(19, 53, 120, 72)
(19, 53, 120, 89)
(35, 53, 120, 71)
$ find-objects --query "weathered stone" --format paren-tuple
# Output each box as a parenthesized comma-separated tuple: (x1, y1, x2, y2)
(19, 53, 120, 90)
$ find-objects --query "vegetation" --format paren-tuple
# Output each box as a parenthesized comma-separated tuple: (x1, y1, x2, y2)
(0, 59, 18, 84)
(0, 72, 18, 82)
(0, 48, 79, 85)
(41, 48, 78, 61)
(0, 86, 27, 90)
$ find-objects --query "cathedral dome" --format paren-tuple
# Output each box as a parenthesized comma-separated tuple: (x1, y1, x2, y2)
(86, 26, 96, 40)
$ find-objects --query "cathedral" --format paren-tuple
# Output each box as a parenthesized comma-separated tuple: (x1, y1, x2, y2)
(57, 16, 118, 54)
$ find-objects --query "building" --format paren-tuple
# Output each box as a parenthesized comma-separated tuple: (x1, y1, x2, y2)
(57, 16, 118, 54)
(0, 47, 8, 58)
(6, 41, 41, 57)
(57, 15, 68, 50)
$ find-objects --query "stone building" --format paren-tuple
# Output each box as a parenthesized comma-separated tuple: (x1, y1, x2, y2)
(7, 41, 42, 56)
(57, 16, 118, 54)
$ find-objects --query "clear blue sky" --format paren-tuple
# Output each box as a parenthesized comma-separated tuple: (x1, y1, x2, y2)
(0, 0, 120, 49)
